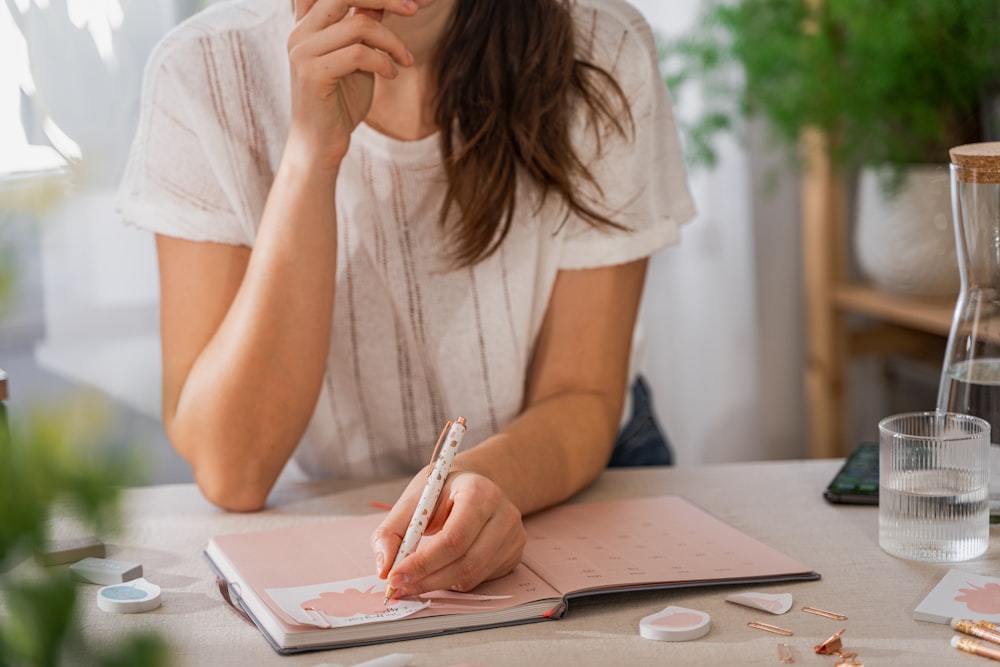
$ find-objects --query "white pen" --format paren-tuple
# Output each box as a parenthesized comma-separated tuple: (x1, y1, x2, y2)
(383, 417, 467, 604)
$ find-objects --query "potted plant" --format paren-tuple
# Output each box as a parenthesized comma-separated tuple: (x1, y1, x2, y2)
(660, 0, 1000, 296)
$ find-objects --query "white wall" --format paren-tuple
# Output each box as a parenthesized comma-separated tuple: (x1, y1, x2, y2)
(630, 0, 807, 464)
(2, 0, 810, 474)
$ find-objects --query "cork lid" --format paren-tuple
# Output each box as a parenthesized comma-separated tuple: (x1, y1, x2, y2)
(0, 369, 7, 402)
(950, 142, 1000, 183)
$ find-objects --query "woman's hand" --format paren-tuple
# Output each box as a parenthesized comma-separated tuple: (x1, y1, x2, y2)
(288, 0, 417, 168)
(371, 470, 527, 597)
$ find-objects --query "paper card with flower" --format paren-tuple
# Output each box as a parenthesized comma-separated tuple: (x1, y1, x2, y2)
(913, 569, 1000, 625)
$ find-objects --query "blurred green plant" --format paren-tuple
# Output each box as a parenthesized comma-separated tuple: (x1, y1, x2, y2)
(0, 103, 170, 667)
(2, 2, 214, 657)
(0, 248, 12, 316)
(0, 394, 171, 667)
(660, 0, 1000, 192)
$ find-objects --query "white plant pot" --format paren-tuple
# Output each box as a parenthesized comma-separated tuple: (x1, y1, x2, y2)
(854, 165, 959, 297)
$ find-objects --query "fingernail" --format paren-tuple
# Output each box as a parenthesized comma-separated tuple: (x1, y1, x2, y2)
(375, 552, 384, 576)
(402, 0, 418, 10)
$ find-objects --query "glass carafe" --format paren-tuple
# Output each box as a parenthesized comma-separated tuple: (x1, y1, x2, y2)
(937, 142, 1000, 519)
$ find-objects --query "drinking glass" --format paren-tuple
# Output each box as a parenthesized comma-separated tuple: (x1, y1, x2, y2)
(879, 411, 990, 562)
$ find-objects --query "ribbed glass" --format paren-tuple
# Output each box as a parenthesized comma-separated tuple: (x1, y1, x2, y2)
(878, 411, 990, 561)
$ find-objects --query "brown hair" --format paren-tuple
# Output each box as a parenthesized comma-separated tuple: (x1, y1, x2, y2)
(434, 0, 634, 266)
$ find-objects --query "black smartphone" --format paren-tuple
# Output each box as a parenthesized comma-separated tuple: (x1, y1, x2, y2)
(823, 441, 879, 505)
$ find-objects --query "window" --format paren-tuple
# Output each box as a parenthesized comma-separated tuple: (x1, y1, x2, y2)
(1, 1, 202, 485)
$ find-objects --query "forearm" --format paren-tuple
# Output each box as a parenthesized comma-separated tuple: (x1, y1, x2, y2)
(451, 260, 648, 516)
(372, 261, 643, 596)
(453, 387, 623, 516)
(165, 158, 340, 510)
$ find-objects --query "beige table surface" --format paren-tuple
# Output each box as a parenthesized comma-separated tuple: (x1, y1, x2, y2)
(69, 460, 1000, 666)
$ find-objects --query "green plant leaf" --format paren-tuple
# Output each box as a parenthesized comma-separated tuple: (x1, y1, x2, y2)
(0, 393, 166, 666)
(0, 575, 77, 667)
(94, 634, 171, 667)
(659, 0, 1000, 184)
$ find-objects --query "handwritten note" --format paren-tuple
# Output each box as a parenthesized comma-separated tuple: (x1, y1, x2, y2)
(267, 575, 428, 628)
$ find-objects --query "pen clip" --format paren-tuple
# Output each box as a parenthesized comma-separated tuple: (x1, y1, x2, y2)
(427, 421, 453, 474)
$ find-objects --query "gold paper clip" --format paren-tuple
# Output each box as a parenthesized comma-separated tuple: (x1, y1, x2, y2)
(802, 605, 848, 621)
(777, 642, 795, 664)
(748, 620, 794, 636)
(834, 652, 863, 667)
(814, 628, 847, 655)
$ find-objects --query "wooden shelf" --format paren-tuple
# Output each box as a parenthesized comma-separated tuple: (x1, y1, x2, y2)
(800, 132, 957, 459)
(833, 283, 956, 337)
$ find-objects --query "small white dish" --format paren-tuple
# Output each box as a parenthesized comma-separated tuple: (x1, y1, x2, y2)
(639, 605, 711, 642)
(96, 577, 162, 614)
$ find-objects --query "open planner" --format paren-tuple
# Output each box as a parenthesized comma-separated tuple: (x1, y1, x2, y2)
(205, 495, 820, 653)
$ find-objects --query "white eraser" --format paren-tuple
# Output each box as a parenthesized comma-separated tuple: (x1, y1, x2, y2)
(71, 557, 143, 585)
(42, 536, 105, 566)
(639, 605, 711, 642)
(96, 578, 161, 614)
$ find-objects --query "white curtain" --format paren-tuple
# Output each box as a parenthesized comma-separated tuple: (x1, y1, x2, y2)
(631, 0, 807, 464)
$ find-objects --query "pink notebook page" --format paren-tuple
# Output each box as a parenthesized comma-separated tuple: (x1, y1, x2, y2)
(209, 514, 562, 630)
(522, 495, 814, 595)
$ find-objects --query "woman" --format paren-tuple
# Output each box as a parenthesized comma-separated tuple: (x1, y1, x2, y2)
(118, 0, 693, 599)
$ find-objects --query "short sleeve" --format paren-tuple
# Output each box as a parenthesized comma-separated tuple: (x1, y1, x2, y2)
(557, 2, 696, 270)
(116, 19, 278, 247)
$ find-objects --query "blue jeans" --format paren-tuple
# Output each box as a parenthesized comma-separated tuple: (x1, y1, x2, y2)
(608, 376, 674, 467)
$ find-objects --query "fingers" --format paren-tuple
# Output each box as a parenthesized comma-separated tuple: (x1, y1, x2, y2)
(292, 0, 318, 21)
(370, 523, 403, 579)
(290, 7, 414, 81)
(397, 509, 524, 595)
(295, 0, 417, 26)
(371, 470, 432, 577)
(381, 475, 527, 597)
(313, 41, 401, 82)
(352, 8, 385, 21)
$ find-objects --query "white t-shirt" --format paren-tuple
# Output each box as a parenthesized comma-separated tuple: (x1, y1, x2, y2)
(117, 0, 696, 478)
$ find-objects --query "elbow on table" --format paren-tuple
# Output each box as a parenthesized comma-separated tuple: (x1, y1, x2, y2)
(165, 423, 278, 512)
(193, 468, 271, 513)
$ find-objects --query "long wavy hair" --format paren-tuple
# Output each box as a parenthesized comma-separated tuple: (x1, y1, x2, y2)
(434, 0, 634, 266)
